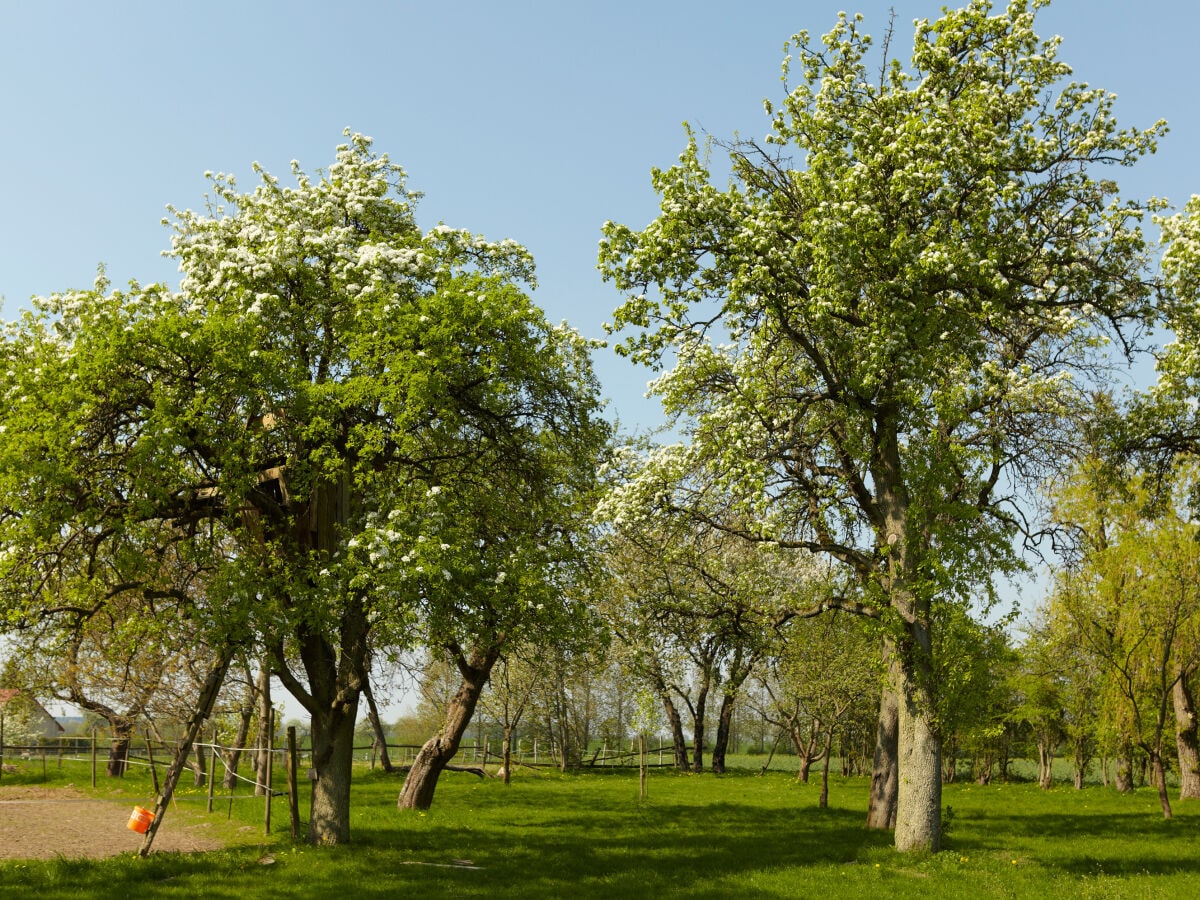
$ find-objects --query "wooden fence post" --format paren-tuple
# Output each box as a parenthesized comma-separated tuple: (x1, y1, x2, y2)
(206, 730, 218, 813)
(639, 734, 647, 801)
(286, 726, 300, 840)
(91, 729, 97, 788)
(263, 708, 274, 836)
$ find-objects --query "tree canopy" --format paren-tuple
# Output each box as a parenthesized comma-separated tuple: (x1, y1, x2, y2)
(599, 0, 1163, 851)
(0, 133, 610, 844)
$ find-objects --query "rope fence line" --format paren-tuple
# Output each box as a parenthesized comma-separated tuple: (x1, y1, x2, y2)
(2, 731, 687, 801)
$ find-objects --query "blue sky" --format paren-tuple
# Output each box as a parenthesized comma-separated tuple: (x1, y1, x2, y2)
(3, 0, 1196, 433)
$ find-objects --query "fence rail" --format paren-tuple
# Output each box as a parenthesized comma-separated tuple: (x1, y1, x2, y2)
(0, 731, 688, 787)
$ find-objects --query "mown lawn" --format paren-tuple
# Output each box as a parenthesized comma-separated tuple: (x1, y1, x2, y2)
(2, 757, 1199, 899)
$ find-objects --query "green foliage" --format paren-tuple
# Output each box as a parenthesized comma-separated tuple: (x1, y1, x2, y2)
(1156, 195, 1200, 393)
(755, 612, 880, 753)
(598, 0, 1164, 849)
(0, 132, 611, 840)
(599, 0, 1162, 611)
(0, 129, 610, 669)
(0, 130, 608, 641)
(1046, 456, 1200, 807)
(933, 609, 1017, 773)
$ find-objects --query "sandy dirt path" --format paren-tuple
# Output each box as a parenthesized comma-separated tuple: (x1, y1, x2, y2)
(0, 785, 226, 859)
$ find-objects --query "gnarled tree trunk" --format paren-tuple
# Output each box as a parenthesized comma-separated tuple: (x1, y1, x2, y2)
(689, 670, 711, 773)
(398, 643, 500, 811)
(659, 691, 689, 771)
(1114, 740, 1135, 793)
(107, 725, 133, 778)
(866, 650, 900, 831)
(499, 725, 515, 784)
(307, 696, 359, 844)
(362, 676, 394, 774)
(253, 664, 272, 797)
(711, 649, 754, 775)
(190, 741, 208, 787)
(819, 729, 835, 809)
(1150, 748, 1173, 819)
(1174, 672, 1200, 800)
(711, 693, 736, 774)
(1037, 739, 1055, 790)
(894, 626, 941, 853)
(223, 679, 256, 790)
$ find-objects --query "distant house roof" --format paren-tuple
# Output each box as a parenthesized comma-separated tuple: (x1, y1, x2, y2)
(0, 688, 65, 734)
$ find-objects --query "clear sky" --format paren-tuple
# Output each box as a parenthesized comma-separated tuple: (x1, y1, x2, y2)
(2, 0, 1197, 719)
(2, 0, 1196, 431)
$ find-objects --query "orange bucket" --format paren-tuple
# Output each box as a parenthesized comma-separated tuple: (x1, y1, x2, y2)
(127, 806, 154, 834)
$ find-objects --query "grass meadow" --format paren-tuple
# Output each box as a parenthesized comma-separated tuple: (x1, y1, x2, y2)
(2, 754, 1199, 899)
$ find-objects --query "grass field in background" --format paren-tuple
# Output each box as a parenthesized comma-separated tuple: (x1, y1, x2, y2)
(2, 755, 1199, 899)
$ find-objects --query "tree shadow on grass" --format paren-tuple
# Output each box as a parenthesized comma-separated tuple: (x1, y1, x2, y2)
(950, 809, 1200, 878)
(0, 774, 888, 899)
(337, 801, 891, 898)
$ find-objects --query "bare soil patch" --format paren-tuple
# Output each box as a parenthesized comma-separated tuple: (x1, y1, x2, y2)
(0, 785, 225, 859)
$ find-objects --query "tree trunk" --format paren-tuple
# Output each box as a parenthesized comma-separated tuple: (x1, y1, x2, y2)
(894, 650, 941, 853)
(711, 647, 754, 775)
(1173, 673, 1200, 800)
(272, 469, 369, 847)
(691, 681, 709, 773)
(500, 726, 513, 785)
(1151, 750, 1173, 819)
(819, 729, 834, 809)
(1072, 735, 1092, 791)
(397, 644, 499, 810)
(362, 676, 394, 774)
(660, 691, 689, 771)
(866, 654, 900, 831)
(106, 726, 132, 778)
(552, 672, 580, 772)
(224, 683, 256, 790)
(1114, 741, 1135, 793)
(798, 751, 813, 784)
(975, 752, 993, 785)
(253, 665, 272, 797)
(943, 735, 957, 785)
(711, 692, 736, 775)
(998, 740, 1012, 783)
(1037, 740, 1054, 790)
(190, 741, 208, 787)
(307, 697, 359, 845)
(638, 733, 647, 801)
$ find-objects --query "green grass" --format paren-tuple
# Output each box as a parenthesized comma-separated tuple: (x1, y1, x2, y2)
(3, 757, 1200, 899)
